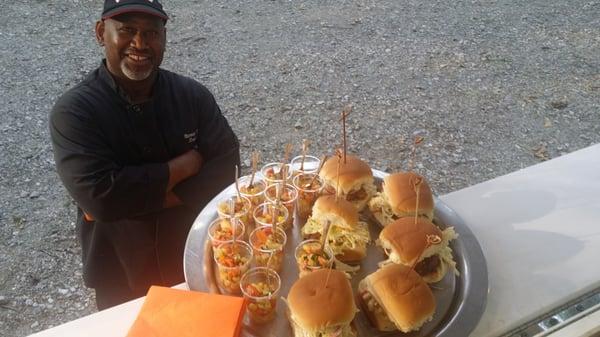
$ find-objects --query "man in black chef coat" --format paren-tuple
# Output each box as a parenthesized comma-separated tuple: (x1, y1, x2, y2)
(49, 0, 240, 309)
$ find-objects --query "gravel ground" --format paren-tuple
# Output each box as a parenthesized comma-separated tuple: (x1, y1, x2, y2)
(0, 0, 598, 336)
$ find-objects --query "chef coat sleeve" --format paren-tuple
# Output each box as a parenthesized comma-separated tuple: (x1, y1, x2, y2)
(171, 89, 240, 214)
(50, 92, 169, 222)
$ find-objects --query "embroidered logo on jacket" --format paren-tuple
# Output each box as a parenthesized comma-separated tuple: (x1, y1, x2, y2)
(184, 130, 198, 144)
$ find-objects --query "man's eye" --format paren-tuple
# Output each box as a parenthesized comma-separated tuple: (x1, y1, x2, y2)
(119, 27, 136, 35)
(145, 31, 159, 39)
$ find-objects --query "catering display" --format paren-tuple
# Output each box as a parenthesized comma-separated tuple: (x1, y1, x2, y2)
(184, 110, 488, 336)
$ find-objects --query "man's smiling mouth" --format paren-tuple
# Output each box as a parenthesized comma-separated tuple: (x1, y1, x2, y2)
(126, 54, 150, 63)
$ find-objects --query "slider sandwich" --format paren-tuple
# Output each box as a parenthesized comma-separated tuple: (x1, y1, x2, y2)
(358, 263, 435, 332)
(377, 217, 458, 283)
(319, 154, 376, 211)
(287, 269, 358, 337)
(368, 172, 434, 226)
(302, 195, 370, 264)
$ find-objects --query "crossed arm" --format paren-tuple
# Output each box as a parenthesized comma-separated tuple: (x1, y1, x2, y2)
(50, 92, 239, 222)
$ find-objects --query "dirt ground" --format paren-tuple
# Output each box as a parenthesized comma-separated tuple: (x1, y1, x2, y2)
(0, 1, 598, 336)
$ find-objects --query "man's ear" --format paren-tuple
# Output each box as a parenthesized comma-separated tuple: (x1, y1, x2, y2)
(95, 20, 105, 46)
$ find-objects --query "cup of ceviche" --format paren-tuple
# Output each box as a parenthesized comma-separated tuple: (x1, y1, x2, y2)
(240, 267, 281, 324)
(253, 202, 289, 231)
(294, 239, 334, 278)
(260, 162, 292, 186)
(290, 155, 321, 176)
(238, 175, 267, 209)
(207, 217, 246, 248)
(249, 226, 287, 273)
(213, 240, 253, 295)
(216, 195, 253, 229)
(264, 183, 298, 230)
(292, 172, 324, 224)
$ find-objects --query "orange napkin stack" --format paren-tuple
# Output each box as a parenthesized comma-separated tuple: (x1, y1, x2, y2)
(127, 286, 246, 337)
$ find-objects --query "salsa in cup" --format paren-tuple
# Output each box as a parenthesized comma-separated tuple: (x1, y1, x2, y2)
(249, 226, 287, 272)
(217, 195, 252, 229)
(253, 202, 289, 231)
(292, 173, 324, 224)
(290, 155, 321, 176)
(260, 162, 292, 186)
(240, 267, 281, 324)
(213, 241, 253, 295)
(207, 217, 245, 248)
(238, 175, 266, 208)
(264, 183, 298, 230)
(294, 239, 334, 277)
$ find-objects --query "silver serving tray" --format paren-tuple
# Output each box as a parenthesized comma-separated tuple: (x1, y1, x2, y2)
(184, 170, 488, 337)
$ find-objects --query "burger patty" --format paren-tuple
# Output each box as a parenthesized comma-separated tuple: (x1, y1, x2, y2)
(361, 291, 385, 315)
(347, 188, 367, 201)
(414, 254, 441, 276)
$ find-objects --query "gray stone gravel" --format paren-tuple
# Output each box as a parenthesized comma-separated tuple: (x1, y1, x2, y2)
(0, 0, 598, 336)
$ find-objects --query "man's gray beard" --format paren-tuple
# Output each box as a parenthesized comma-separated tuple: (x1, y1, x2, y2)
(121, 61, 153, 81)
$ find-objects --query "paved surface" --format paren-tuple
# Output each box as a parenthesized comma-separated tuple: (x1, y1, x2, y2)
(0, 1, 598, 336)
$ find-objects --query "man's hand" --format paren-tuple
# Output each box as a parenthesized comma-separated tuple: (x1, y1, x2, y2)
(167, 149, 203, 191)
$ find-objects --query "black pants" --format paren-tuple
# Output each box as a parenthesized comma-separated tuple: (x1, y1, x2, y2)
(93, 269, 149, 310)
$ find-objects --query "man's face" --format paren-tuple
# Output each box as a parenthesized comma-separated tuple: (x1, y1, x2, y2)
(96, 13, 166, 82)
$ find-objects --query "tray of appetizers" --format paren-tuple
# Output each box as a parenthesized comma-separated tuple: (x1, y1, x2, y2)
(183, 161, 488, 337)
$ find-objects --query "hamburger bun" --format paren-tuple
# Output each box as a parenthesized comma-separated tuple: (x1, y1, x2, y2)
(312, 195, 359, 230)
(368, 172, 434, 226)
(287, 269, 357, 334)
(302, 196, 370, 264)
(319, 154, 375, 210)
(358, 264, 435, 332)
(384, 172, 434, 218)
(378, 217, 458, 283)
(379, 217, 443, 265)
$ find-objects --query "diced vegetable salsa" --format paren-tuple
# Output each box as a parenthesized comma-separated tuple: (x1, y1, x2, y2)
(214, 244, 251, 295)
(295, 241, 332, 277)
(250, 227, 286, 272)
(244, 281, 278, 323)
(208, 219, 243, 247)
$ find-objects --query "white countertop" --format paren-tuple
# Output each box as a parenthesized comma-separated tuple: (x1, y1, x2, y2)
(29, 144, 600, 337)
(440, 143, 600, 337)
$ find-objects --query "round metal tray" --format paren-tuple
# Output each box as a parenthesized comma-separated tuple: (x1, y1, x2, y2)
(184, 170, 488, 336)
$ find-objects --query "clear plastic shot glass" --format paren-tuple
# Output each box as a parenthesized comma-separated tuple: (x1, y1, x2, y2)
(292, 173, 324, 224)
(260, 162, 292, 186)
(240, 267, 281, 324)
(216, 195, 253, 230)
(294, 239, 334, 278)
(264, 183, 298, 230)
(207, 217, 246, 248)
(249, 226, 287, 273)
(213, 240, 253, 295)
(290, 155, 321, 176)
(238, 175, 266, 209)
(253, 202, 289, 231)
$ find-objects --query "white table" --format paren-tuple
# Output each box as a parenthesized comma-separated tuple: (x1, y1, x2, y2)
(440, 143, 600, 337)
(30, 144, 600, 337)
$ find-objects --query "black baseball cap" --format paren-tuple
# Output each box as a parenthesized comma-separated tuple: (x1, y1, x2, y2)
(102, 0, 169, 21)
